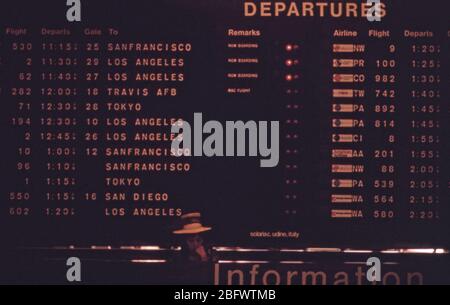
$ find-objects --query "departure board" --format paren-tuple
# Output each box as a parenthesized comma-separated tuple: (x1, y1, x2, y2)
(1, 0, 448, 249)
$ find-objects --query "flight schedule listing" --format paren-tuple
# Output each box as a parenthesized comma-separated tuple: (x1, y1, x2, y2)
(0, 0, 448, 248)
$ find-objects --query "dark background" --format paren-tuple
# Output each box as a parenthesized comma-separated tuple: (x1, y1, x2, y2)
(0, 0, 448, 250)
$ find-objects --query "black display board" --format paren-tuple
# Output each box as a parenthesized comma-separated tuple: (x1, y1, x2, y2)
(0, 0, 448, 249)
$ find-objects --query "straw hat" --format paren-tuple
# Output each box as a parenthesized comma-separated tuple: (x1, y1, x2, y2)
(173, 212, 212, 234)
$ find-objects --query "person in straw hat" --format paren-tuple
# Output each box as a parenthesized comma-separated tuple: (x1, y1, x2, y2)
(173, 212, 212, 263)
